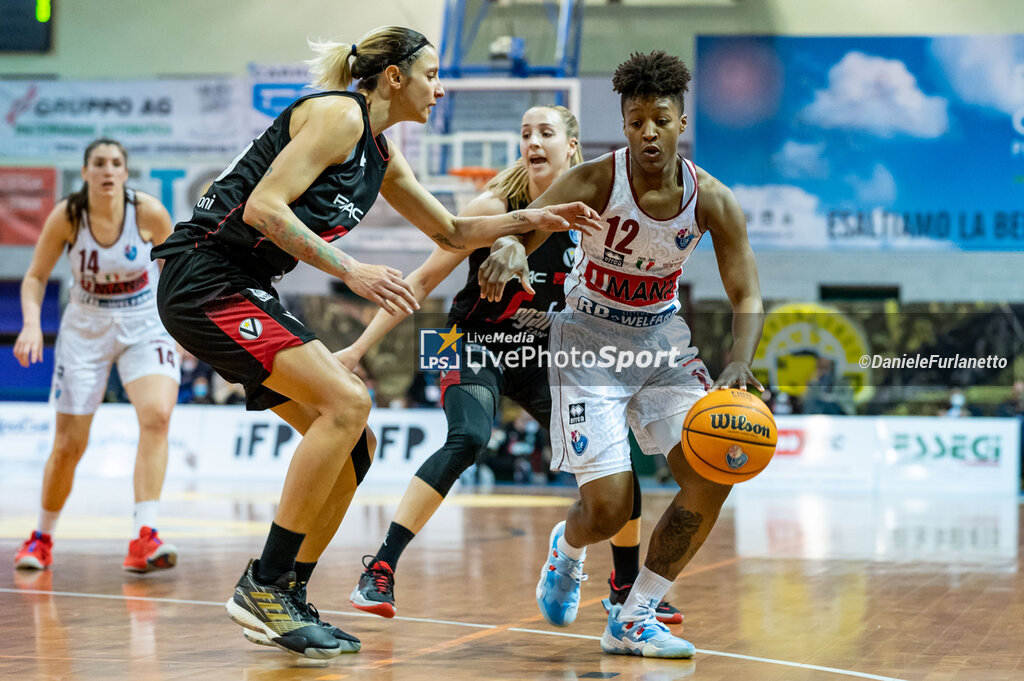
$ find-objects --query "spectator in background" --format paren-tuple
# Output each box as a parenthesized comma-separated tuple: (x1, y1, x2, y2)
(178, 349, 214, 404)
(211, 373, 246, 405)
(495, 408, 549, 484)
(802, 356, 855, 415)
(943, 388, 976, 418)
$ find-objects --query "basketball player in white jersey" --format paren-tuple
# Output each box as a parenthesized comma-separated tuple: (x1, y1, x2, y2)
(13, 138, 181, 574)
(486, 52, 764, 657)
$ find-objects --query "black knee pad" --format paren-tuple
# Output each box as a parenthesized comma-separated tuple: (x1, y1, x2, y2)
(415, 384, 495, 496)
(351, 429, 372, 485)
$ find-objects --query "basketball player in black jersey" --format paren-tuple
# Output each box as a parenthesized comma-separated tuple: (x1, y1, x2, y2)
(152, 27, 599, 660)
(338, 106, 681, 625)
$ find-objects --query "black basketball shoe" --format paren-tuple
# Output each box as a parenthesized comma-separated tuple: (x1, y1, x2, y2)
(226, 559, 357, 658)
(241, 580, 360, 652)
(606, 570, 684, 626)
(349, 555, 396, 618)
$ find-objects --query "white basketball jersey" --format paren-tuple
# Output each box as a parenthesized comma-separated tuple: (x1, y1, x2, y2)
(68, 189, 160, 313)
(563, 148, 702, 326)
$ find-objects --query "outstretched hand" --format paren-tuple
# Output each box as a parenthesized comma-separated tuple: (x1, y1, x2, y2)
(342, 261, 419, 316)
(478, 239, 535, 302)
(523, 202, 601, 237)
(712, 361, 764, 392)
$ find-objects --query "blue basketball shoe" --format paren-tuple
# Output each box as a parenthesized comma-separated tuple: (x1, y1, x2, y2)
(536, 521, 587, 627)
(601, 598, 696, 658)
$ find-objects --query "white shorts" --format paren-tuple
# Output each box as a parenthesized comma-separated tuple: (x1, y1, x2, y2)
(51, 304, 180, 415)
(548, 311, 711, 486)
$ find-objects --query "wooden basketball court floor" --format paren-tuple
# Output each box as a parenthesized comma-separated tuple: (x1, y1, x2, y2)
(1, 477, 1022, 681)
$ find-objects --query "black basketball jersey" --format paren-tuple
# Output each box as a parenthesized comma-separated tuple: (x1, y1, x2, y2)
(152, 91, 389, 278)
(447, 196, 576, 340)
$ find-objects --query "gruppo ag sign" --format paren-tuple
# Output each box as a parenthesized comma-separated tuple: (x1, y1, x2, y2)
(0, 80, 246, 157)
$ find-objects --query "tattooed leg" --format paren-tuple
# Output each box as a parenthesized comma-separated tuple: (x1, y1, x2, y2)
(644, 443, 732, 579)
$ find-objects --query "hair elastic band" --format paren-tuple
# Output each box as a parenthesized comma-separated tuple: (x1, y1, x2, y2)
(350, 43, 358, 57)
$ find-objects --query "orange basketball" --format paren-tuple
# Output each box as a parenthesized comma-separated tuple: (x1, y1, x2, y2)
(681, 389, 777, 485)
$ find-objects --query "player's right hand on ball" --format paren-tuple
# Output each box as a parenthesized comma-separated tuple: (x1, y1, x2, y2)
(13, 326, 43, 368)
(342, 261, 419, 316)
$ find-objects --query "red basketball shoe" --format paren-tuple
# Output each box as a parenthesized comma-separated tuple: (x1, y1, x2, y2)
(123, 527, 178, 573)
(15, 531, 53, 570)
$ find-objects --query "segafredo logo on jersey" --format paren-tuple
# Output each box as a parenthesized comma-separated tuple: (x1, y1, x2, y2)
(709, 414, 772, 439)
(418, 325, 463, 371)
(582, 260, 680, 307)
(675, 229, 696, 250)
(570, 430, 588, 455)
(239, 318, 263, 341)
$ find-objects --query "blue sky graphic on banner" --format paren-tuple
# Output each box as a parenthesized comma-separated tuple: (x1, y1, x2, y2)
(695, 36, 1024, 251)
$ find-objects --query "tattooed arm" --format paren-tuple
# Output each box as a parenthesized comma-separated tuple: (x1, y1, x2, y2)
(242, 97, 362, 278)
(242, 97, 417, 315)
(379, 141, 600, 252)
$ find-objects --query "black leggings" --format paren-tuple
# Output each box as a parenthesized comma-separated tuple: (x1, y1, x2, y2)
(414, 384, 495, 496)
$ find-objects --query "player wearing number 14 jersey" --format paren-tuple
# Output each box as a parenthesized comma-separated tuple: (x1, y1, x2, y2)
(501, 52, 764, 657)
(12, 138, 181, 575)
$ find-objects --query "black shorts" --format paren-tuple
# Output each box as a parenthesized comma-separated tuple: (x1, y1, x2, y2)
(157, 249, 316, 411)
(439, 343, 551, 425)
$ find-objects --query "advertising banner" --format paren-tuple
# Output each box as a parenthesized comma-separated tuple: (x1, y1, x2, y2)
(696, 35, 1024, 251)
(0, 79, 247, 158)
(0, 404, 450, 489)
(1, 404, 1017, 493)
(753, 415, 876, 490)
(246, 63, 318, 142)
(877, 416, 1019, 492)
(0, 167, 55, 244)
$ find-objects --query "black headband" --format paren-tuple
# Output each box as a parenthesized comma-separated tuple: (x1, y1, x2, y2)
(391, 37, 431, 67)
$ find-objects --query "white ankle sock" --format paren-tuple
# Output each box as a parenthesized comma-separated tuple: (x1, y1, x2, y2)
(621, 567, 672, 619)
(38, 509, 60, 535)
(133, 500, 160, 536)
(556, 533, 586, 561)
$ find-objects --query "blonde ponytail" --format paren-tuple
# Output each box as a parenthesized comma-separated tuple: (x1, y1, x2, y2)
(485, 161, 531, 208)
(307, 40, 355, 91)
(308, 26, 431, 93)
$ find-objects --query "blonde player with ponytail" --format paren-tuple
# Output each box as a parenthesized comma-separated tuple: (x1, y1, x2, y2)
(152, 27, 599, 660)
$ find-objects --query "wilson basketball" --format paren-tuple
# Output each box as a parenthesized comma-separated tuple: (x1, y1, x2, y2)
(681, 389, 777, 485)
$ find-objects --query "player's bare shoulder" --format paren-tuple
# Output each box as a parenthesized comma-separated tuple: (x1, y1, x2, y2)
(133, 191, 173, 243)
(289, 95, 364, 148)
(44, 199, 76, 244)
(694, 164, 745, 236)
